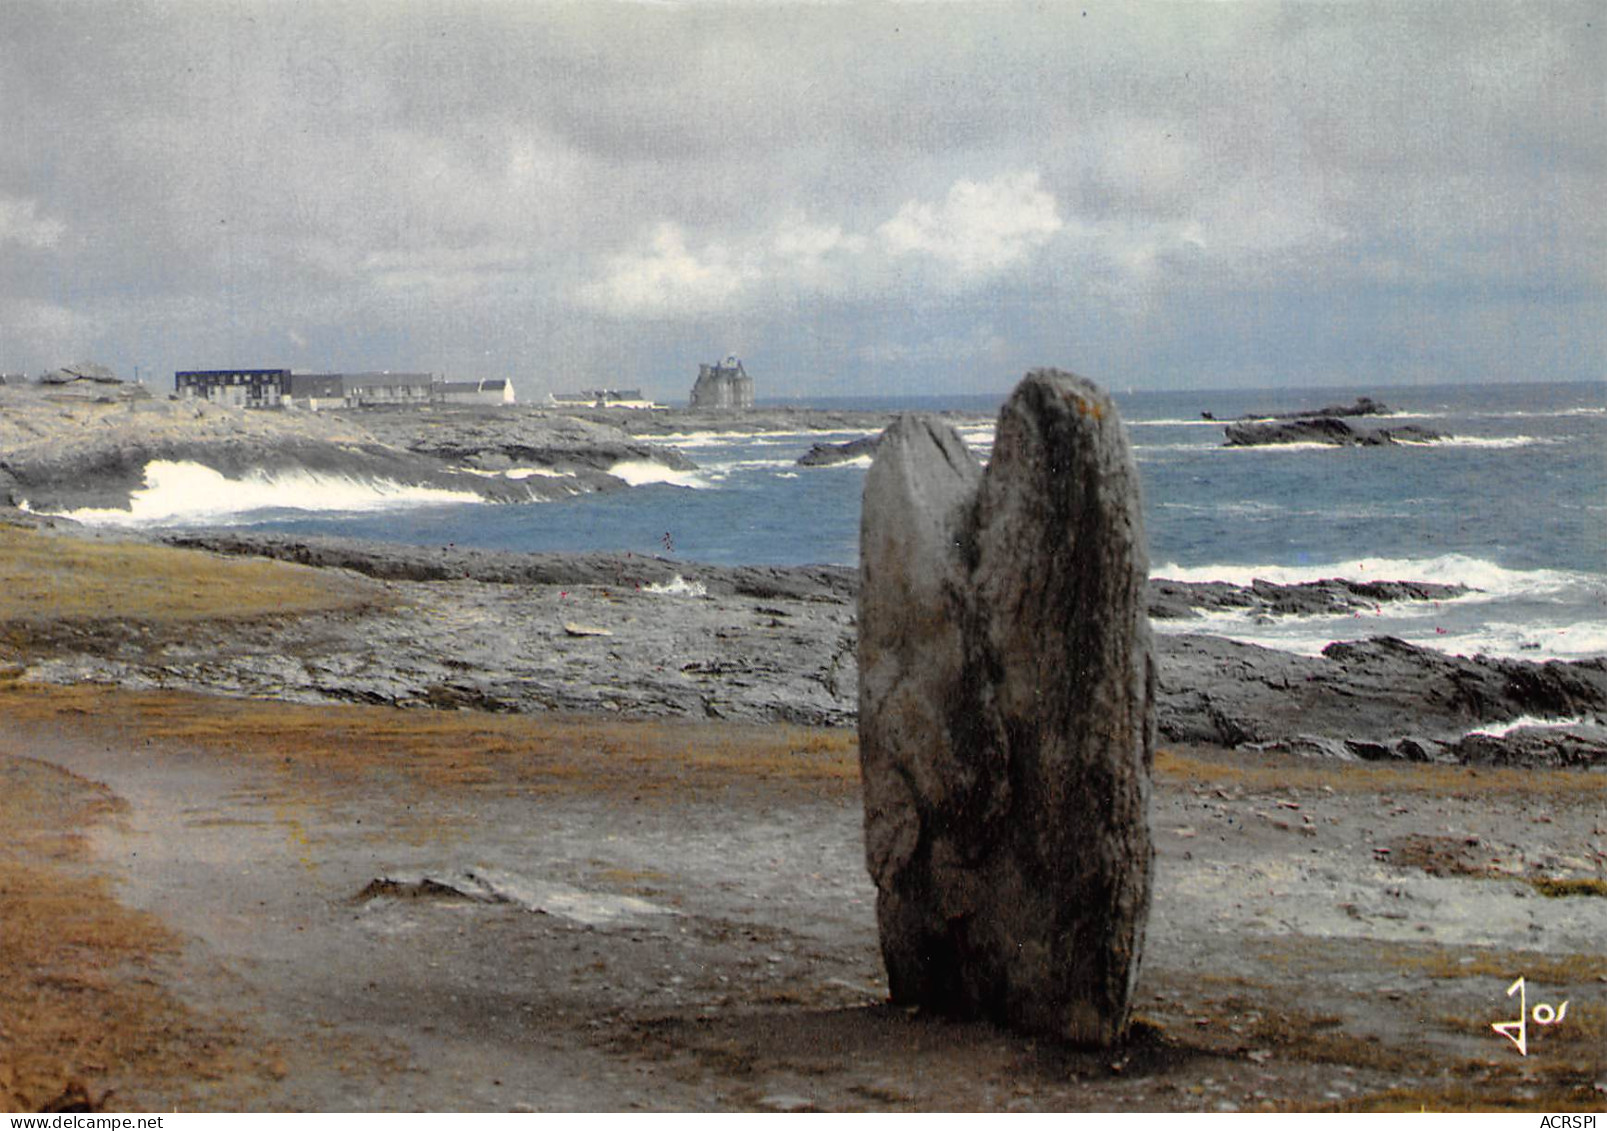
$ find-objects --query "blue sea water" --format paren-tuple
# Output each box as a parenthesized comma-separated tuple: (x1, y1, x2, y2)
(68, 380, 1607, 663)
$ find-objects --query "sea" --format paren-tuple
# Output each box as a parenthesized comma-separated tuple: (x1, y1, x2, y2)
(54, 380, 1607, 665)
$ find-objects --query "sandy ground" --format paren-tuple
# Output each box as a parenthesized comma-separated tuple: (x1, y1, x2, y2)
(3, 691, 1605, 1112)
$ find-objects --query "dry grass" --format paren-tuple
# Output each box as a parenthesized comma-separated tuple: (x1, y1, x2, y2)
(1528, 877, 1607, 899)
(0, 683, 861, 803)
(0, 756, 263, 1112)
(1250, 935, 1607, 986)
(1155, 746, 1607, 802)
(0, 524, 375, 626)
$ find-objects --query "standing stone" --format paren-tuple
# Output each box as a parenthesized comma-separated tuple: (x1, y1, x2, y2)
(858, 369, 1154, 1046)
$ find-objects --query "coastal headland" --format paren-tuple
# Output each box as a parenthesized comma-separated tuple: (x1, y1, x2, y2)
(1, 391, 1604, 1112)
(0, 382, 907, 517)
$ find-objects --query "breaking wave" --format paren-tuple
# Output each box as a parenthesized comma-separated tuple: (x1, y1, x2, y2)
(606, 460, 712, 489)
(1149, 554, 1587, 600)
(1148, 555, 1607, 662)
(642, 575, 708, 597)
(32, 460, 485, 527)
(1465, 715, 1598, 739)
(1395, 435, 1552, 449)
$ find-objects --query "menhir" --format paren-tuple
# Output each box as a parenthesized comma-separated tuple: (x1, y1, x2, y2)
(857, 369, 1155, 1046)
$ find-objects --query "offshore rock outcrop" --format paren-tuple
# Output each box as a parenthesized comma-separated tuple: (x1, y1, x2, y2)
(1203, 396, 1393, 422)
(796, 434, 882, 467)
(1223, 418, 1449, 447)
(858, 370, 1153, 1046)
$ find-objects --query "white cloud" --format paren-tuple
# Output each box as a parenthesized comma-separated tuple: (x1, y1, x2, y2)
(877, 172, 1064, 277)
(579, 171, 1068, 317)
(579, 223, 760, 318)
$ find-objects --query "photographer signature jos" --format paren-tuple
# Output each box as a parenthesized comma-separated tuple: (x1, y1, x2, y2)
(1491, 976, 1569, 1056)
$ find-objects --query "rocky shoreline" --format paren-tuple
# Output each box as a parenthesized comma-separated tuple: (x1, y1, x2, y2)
(8, 524, 1603, 770)
(0, 385, 707, 515)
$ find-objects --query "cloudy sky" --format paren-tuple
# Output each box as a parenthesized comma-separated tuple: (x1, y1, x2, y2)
(1, 1, 1601, 401)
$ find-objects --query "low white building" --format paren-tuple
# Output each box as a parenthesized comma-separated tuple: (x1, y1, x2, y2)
(438, 378, 516, 406)
(341, 372, 435, 407)
(548, 388, 663, 410)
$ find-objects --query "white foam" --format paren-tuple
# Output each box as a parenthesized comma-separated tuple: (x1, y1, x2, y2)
(1466, 715, 1591, 739)
(606, 460, 711, 489)
(1150, 554, 1588, 601)
(1455, 406, 1605, 420)
(1152, 606, 1607, 663)
(1397, 435, 1551, 449)
(458, 466, 576, 480)
(665, 428, 869, 449)
(700, 457, 802, 475)
(36, 460, 484, 527)
(1128, 417, 1228, 427)
(642, 575, 707, 597)
(1421, 621, 1607, 663)
(1224, 442, 1348, 453)
(811, 454, 875, 470)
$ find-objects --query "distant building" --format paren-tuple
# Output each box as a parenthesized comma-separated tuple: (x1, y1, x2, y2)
(285, 373, 345, 411)
(438, 378, 516, 407)
(176, 368, 289, 408)
(689, 356, 754, 411)
(175, 369, 519, 410)
(549, 388, 662, 410)
(340, 372, 435, 407)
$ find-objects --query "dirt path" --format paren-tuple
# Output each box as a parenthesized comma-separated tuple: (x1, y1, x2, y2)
(5, 700, 1606, 1111)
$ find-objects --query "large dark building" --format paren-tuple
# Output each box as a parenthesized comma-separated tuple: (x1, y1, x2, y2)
(175, 369, 291, 408)
(689, 356, 754, 410)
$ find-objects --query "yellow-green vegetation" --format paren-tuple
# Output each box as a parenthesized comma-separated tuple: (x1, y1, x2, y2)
(1155, 745, 1607, 802)
(0, 524, 376, 626)
(0, 682, 861, 803)
(0, 755, 267, 1112)
(1528, 877, 1607, 898)
(1251, 934, 1607, 985)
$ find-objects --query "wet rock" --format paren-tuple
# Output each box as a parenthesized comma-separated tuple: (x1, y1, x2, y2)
(41, 360, 123, 385)
(1146, 577, 1471, 621)
(1223, 418, 1450, 447)
(797, 434, 882, 467)
(858, 369, 1153, 1046)
(1210, 396, 1394, 422)
(357, 406, 697, 474)
(159, 531, 858, 601)
(1153, 634, 1607, 767)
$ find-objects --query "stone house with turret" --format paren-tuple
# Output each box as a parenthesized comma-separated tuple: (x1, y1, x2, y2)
(689, 356, 754, 411)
